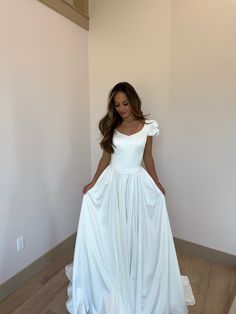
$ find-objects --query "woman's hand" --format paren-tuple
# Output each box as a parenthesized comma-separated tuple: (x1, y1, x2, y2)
(82, 181, 95, 194)
(156, 182, 166, 196)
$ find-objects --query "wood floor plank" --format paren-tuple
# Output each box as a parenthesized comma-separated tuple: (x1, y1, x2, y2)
(204, 263, 235, 314)
(0, 249, 73, 314)
(176, 249, 193, 274)
(39, 285, 68, 314)
(186, 256, 212, 313)
(12, 269, 67, 314)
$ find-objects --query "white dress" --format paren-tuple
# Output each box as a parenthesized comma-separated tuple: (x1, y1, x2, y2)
(66, 120, 195, 314)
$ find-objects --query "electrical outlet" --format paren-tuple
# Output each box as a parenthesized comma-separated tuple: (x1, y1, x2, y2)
(16, 236, 24, 252)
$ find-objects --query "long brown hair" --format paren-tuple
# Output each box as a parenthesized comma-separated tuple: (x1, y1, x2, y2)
(99, 82, 147, 153)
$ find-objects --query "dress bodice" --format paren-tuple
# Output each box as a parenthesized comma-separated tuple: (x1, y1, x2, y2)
(110, 120, 159, 174)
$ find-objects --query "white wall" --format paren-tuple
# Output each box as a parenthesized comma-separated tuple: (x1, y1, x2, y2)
(167, 0, 236, 255)
(0, 1, 90, 284)
(89, 0, 236, 255)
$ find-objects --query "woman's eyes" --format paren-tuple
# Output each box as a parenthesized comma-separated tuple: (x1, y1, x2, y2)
(115, 103, 128, 107)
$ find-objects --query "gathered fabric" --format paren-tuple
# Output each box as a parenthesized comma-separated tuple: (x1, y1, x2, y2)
(66, 120, 195, 314)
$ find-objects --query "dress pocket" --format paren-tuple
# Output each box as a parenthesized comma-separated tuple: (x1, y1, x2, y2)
(142, 169, 163, 196)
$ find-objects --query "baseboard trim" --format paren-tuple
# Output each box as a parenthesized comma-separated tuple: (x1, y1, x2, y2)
(174, 237, 236, 266)
(0, 233, 76, 302)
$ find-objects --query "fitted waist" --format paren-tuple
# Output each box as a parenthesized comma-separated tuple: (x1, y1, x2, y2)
(108, 164, 142, 174)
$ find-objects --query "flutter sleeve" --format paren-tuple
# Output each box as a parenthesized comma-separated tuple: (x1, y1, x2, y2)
(147, 119, 160, 136)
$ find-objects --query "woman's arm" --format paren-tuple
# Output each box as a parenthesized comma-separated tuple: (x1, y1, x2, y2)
(82, 150, 111, 194)
(143, 136, 166, 195)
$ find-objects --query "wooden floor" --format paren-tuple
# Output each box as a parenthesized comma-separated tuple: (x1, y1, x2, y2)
(0, 248, 235, 314)
(177, 250, 236, 314)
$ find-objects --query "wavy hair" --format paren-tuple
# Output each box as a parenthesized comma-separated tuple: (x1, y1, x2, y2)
(99, 82, 147, 153)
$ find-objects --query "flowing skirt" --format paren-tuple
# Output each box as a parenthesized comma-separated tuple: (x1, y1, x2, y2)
(66, 166, 195, 314)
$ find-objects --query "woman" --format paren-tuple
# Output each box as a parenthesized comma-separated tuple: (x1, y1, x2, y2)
(66, 82, 194, 314)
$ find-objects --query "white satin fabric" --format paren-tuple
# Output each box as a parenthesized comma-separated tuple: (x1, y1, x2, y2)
(66, 120, 195, 314)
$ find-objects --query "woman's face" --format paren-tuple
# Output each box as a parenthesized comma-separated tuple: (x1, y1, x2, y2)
(114, 92, 133, 119)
